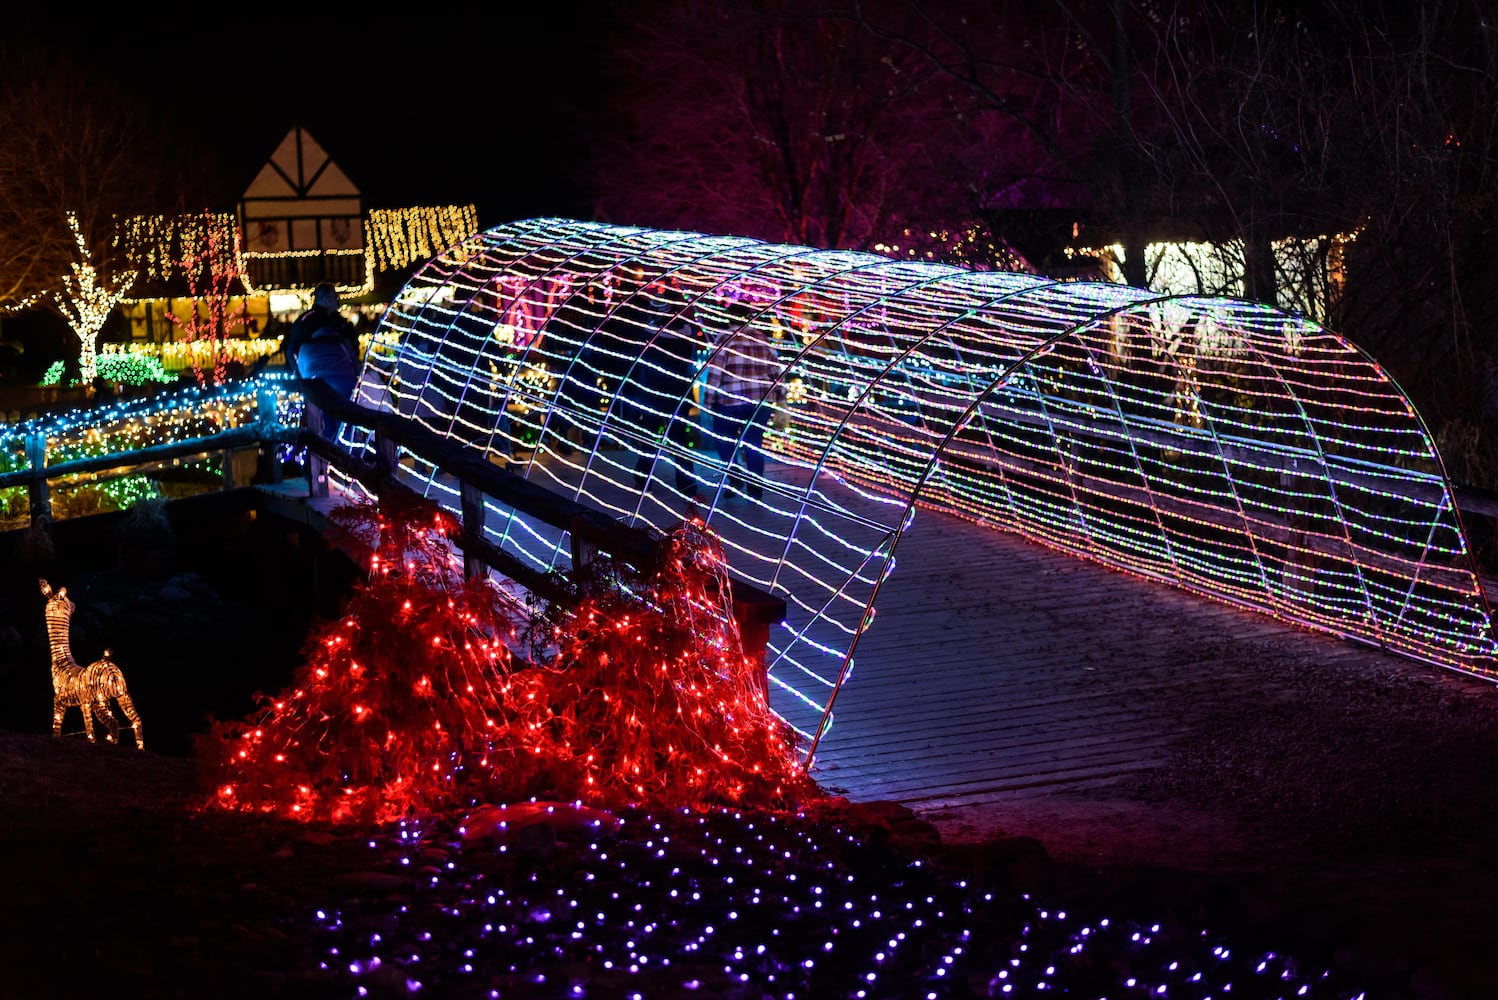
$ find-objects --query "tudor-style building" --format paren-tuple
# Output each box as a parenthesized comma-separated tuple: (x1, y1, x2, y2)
(239, 126, 368, 294)
(114, 127, 478, 355)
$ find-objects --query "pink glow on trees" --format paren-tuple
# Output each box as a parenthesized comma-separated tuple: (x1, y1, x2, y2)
(587, 0, 989, 253)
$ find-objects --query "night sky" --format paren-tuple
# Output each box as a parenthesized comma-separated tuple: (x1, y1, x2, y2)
(7, 5, 613, 229)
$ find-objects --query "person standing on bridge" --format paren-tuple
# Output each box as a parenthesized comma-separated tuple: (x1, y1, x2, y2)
(284, 282, 362, 439)
(627, 316, 703, 500)
(704, 315, 784, 502)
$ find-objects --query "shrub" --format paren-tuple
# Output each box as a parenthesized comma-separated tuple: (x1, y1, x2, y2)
(199, 495, 815, 824)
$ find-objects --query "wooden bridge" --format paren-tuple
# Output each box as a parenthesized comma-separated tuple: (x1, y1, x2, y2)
(6, 378, 1495, 838)
(254, 387, 1498, 825)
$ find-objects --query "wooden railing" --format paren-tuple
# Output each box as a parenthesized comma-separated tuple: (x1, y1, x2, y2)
(0, 377, 785, 668)
(13, 375, 1498, 653)
(294, 380, 785, 673)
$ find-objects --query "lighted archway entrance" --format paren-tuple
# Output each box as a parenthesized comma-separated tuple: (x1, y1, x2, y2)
(347, 218, 1498, 759)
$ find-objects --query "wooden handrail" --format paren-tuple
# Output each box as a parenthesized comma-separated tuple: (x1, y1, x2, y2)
(293, 379, 787, 663)
(0, 379, 787, 667)
(295, 379, 668, 574)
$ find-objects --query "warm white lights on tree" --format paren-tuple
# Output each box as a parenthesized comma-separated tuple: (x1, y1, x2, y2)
(366, 205, 479, 272)
(52, 212, 136, 384)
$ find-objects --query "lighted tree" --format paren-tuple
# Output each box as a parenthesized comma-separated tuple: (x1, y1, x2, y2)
(839, 0, 1498, 478)
(1111, 0, 1498, 456)
(163, 212, 248, 387)
(843, 2, 1173, 288)
(51, 213, 134, 385)
(0, 50, 202, 317)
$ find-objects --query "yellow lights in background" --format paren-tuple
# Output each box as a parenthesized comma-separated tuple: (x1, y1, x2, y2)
(39, 579, 144, 749)
(238, 247, 373, 298)
(1069, 231, 1361, 324)
(366, 205, 480, 272)
(267, 292, 304, 315)
(871, 223, 1034, 273)
(99, 334, 384, 375)
(116, 212, 243, 290)
(110, 204, 479, 320)
(102, 338, 285, 373)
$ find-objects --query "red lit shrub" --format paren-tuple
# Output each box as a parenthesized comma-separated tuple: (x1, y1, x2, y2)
(198, 495, 817, 823)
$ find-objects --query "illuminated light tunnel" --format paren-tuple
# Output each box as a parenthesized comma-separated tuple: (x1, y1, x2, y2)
(342, 217, 1498, 760)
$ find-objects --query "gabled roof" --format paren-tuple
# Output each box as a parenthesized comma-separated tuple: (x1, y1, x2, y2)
(243, 127, 360, 206)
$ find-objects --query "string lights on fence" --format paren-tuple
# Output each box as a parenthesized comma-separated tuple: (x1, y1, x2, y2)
(0, 376, 295, 526)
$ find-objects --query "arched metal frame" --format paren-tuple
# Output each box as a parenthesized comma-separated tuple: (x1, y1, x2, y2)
(343, 218, 1498, 761)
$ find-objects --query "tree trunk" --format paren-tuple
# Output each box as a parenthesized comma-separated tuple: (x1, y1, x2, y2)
(1113, 0, 1149, 290)
(1120, 226, 1149, 289)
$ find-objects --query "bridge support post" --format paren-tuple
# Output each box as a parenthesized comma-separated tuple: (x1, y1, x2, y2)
(729, 582, 785, 701)
(460, 482, 487, 581)
(304, 404, 330, 499)
(374, 427, 400, 488)
(222, 447, 259, 489)
(255, 384, 283, 484)
(24, 432, 51, 530)
(567, 514, 601, 597)
(307, 452, 329, 499)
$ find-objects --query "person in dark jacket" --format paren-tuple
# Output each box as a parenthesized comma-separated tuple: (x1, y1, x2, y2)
(285, 283, 360, 394)
(284, 282, 361, 439)
(628, 319, 702, 498)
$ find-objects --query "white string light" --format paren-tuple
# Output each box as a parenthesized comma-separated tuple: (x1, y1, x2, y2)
(52, 213, 137, 383)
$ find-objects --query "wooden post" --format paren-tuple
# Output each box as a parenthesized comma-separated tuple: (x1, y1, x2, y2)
(24, 432, 51, 529)
(729, 581, 786, 700)
(568, 513, 600, 595)
(256, 383, 283, 484)
(224, 447, 260, 488)
(460, 481, 487, 581)
(374, 427, 400, 488)
(306, 402, 329, 499)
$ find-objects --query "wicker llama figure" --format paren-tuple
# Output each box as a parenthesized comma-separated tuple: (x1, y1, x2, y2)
(39, 579, 144, 749)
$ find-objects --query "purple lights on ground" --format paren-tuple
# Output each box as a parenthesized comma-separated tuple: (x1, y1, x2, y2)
(297, 804, 1367, 999)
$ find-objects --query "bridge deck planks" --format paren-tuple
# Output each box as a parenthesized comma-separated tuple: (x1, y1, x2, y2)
(702, 459, 1431, 812)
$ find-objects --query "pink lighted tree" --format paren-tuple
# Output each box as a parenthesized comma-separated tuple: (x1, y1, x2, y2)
(164, 212, 247, 387)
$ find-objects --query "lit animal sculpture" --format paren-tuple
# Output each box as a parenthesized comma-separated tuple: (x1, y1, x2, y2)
(39, 578, 144, 749)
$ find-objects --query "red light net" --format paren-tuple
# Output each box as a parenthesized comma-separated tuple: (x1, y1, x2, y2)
(198, 495, 818, 824)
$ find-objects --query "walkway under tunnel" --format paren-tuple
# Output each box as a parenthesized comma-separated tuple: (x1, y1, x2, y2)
(339, 217, 1498, 759)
